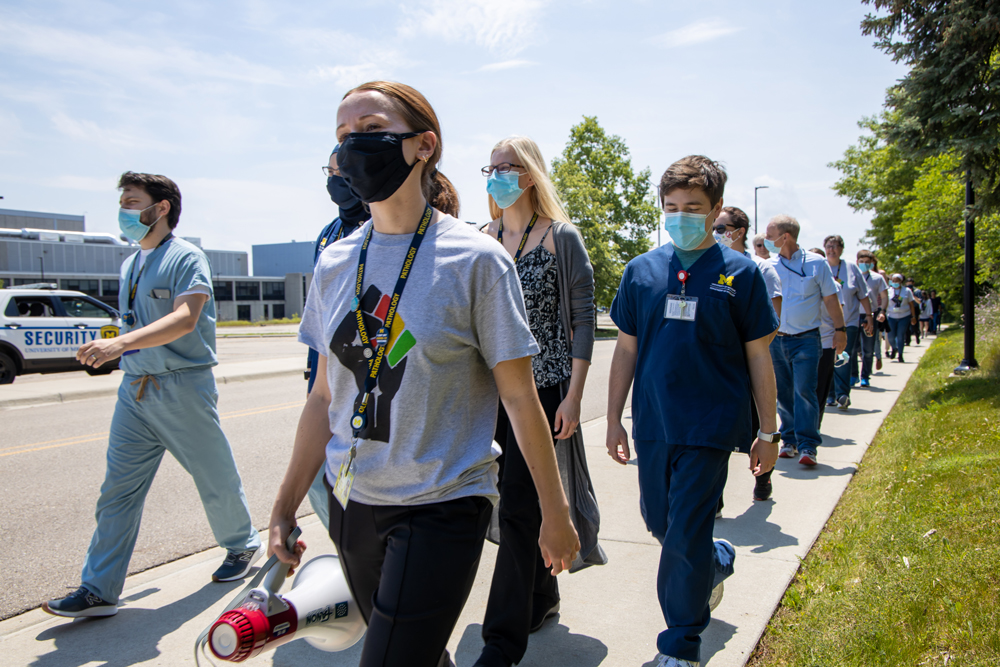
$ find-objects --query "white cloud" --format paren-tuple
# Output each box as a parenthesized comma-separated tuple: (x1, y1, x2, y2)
(51, 175, 119, 192)
(478, 59, 534, 72)
(399, 0, 546, 56)
(313, 63, 394, 88)
(651, 20, 742, 49)
(50, 113, 177, 152)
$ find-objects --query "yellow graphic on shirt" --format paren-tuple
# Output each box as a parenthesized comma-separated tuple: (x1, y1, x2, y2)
(718, 274, 734, 287)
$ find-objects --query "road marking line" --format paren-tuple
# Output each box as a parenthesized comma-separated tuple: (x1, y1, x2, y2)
(2, 400, 306, 458)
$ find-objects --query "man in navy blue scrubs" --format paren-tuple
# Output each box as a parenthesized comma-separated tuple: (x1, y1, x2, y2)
(607, 156, 780, 667)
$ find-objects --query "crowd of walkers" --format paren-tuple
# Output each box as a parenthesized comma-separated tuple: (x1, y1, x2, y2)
(40, 80, 935, 667)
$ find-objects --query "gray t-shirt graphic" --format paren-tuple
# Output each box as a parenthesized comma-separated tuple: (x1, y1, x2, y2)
(299, 215, 539, 506)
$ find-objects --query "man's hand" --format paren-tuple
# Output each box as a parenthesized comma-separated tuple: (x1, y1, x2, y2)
(606, 420, 631, 465)
(833, 330, 848, 355)
(267, 513, 307, 574)
(749, 438, 778, 476)
(553, 395, 581, 440)
(538, 510, 581, 575)
(77, 337, 127, 368)
(863, 314, 875, 337)
(877, 312, 886, 323)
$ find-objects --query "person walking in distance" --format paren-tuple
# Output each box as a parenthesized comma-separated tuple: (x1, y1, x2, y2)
(267, 82, 579, 667)
(303, 143, 369, 531)
(44, 173, 261, 618)
(475, 135, 605, 667)
(822, 235, 874, 410)
(885, 273, 918, 363)
(607, 156, 779, 667)
(752, 233, 771, 260)
(764, 215, 845, 466)
(713, 206, 781, 507)
(856, 249, 888, 381)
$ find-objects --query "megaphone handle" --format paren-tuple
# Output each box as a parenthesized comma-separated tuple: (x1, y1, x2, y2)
(263, 527, 299, 591)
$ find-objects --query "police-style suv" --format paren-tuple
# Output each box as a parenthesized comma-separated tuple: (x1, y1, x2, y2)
(0, 285, 122, 384)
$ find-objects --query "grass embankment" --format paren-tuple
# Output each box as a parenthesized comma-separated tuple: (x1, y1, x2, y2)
(217, 316, 301, 327)
(751, 318, 1000, 666)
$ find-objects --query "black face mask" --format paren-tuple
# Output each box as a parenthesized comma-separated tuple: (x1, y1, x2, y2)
(337, 131, 422, 203)
(326, 175, 367, 227)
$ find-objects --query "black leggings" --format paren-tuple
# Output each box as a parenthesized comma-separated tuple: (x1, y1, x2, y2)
(481, 384, 563, 665)
(327, 484, 491, 667)
(816, 347, 836, 428)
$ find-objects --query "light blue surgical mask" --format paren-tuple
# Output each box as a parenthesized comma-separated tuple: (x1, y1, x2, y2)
(890, 281, 901, 289)
(486, 171, 524, 209)
(664, 212, 708, 251)
(764, 237, 782, 254)
(858, 262, 872, 273)
(118, 205, 157, 242)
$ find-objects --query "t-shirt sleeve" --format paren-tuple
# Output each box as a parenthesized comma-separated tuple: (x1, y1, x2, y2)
(853, 264, 870, 300)
(610, 263, 637, 336)
(736, 264, 779, 343)
(817, 260, 838, 297)
(472, 266, 540, 369)
(298, 272, 328, 356)
(761, 262, 782, 299)
(173, 252, 213, 297)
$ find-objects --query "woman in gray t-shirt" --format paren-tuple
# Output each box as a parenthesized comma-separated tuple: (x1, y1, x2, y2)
(268, 83, 579, 667)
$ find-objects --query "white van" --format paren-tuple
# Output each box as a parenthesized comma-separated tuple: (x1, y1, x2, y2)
(0, 285, 122, 384)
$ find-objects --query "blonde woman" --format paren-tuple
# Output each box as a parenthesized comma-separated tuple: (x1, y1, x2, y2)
(476, 136, 605, 667)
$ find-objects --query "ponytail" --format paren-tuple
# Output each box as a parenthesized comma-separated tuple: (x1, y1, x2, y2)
(429, 170, 460, 217)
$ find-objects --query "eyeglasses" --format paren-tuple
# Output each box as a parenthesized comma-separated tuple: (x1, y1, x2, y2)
(754, 243, 765, 248)
(712, 224, 735, 234)
(322, 166, 340, 177)
(482, 162, 524, 177)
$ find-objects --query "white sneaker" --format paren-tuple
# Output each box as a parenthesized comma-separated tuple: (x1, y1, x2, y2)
(709, 581, 724, 612)
(778, 443, 797, 458)
(654, 654, 700, 667)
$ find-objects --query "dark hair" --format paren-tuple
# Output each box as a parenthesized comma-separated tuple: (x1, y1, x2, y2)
(857, 248, 874, 261)
(810, 247, 826, 258)
(721, 206, 749, 231)
(823, 234, 845, 249)
(343, 81, 460, 217)
(659, 155, 727, 207)
(117, 172, 182, 229)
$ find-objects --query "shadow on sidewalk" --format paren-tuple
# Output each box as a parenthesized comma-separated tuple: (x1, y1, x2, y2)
(453, 621, 608, 666)
(777, 463, 856, 480)
(811, 434, 857, 449)
(636, 619, 736, 667)
(269, 631, 364, 665)
(716, 501, 798, 554)
(30, 580, 238, 667)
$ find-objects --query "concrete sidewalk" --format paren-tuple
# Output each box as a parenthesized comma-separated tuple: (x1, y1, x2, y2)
(0, 357, 304, 410)
(0, 339, 931, 666)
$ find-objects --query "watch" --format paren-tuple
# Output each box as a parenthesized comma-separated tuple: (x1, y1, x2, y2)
(834, 326, 847, 332)
(757, 430, 781, 444)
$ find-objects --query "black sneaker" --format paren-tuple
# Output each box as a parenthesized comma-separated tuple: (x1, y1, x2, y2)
(529, 600, 560, 633)
(212, 547, 261, 582)
(43, 586, 117, 618)
(753, 477, 773, 501)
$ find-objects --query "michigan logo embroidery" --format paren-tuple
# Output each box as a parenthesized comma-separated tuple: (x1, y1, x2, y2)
(710, 274, 737, 297)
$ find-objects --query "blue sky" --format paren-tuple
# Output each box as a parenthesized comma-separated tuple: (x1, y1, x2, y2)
(0, 0, 906, 273)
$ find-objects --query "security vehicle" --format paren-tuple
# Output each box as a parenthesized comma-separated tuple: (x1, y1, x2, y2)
(0, 285, 122, 384)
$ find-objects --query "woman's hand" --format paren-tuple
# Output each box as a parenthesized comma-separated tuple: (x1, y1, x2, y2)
(553, 394, 581, 440)
(268, 512, 307, 574)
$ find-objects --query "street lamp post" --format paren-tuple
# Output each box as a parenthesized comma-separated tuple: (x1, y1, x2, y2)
(754, 186, 770, 234)
(954, 173, 978, 374)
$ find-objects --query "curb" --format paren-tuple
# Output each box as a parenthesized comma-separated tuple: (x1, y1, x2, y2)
(0, 366, 303, 410)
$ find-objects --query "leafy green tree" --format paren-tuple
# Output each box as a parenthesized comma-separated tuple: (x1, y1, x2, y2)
(861, 0, 1000, 211)
(551, 116, 660, 307)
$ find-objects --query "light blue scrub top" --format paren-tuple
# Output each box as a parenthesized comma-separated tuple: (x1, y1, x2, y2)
(118, 237, 218, 376)
(769, 248, 838, 335)
(829, 259, 870, 324)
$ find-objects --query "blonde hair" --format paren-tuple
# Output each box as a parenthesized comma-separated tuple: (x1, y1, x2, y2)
(488, 136, 570, 223)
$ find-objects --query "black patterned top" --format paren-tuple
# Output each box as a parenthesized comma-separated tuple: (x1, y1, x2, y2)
(516, 229, 573, 389)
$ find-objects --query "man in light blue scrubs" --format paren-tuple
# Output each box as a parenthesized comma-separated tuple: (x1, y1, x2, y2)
(764, 215, 845, 467)
(43, 172, 260, 619)
(607, 156, 780, 667)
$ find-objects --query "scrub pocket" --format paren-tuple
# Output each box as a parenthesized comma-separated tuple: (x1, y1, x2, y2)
(696, 296, 738, 347)
(142, 293, 174, 322)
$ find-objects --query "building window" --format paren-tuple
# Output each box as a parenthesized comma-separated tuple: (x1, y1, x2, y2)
(272, 304, 285, 320)
(237, 305, 251, 321)
(60, 279, 100, 296)
(102, 279, 120, 296)
(262, 281, 285, 300)
(214, 280, 234, 301)
(235, 281, 260, 300)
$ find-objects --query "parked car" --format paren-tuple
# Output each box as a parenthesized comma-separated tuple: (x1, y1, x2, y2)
(0, 284, 122, 384)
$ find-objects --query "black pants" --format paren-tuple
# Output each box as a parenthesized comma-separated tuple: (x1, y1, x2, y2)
(816, 347, 835, 428)
(717, 386, 770, 514)
(481, 384, 563, 665)
(327, 485, 491, 667)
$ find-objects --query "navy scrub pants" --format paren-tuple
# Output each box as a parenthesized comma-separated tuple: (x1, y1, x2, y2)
(634, 440, 736, 663)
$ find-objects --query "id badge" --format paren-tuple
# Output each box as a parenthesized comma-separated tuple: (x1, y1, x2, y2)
(665, 295, 698, 321)
(332, 447, 357, 509)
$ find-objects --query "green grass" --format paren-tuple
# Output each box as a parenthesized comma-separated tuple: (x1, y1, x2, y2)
(750, 319, 1000, 666)
(217, 316, 301, 327)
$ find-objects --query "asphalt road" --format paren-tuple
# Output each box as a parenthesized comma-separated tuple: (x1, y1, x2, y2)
(0, 338, 617, 620)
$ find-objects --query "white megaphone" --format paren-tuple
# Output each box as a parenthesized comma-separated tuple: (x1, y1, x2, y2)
(199, 528, 365, 663)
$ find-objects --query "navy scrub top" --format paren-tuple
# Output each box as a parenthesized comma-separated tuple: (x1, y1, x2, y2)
(610, 243, 778, 453)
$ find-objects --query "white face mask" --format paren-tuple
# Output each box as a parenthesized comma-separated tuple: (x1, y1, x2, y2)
(713, 231, 737, 248)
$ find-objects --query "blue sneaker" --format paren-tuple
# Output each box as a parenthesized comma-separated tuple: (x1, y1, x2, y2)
(43, 586, 117, 618)
(860, 378, 870, 388)
(851, 376, 859, 387)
